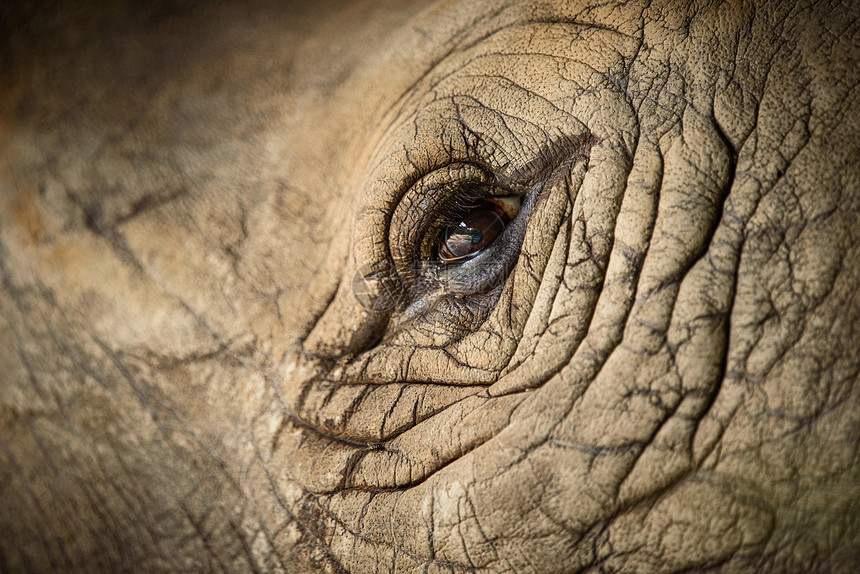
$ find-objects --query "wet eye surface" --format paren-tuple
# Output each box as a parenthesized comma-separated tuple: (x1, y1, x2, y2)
(437, 196, 522, 263)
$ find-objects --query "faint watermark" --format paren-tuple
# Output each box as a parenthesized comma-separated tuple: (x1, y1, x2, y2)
(351, 262, 402, 313)
(352, 258, 511, 314)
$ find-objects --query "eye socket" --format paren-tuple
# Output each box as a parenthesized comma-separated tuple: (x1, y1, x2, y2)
(437, 195, 522, 264)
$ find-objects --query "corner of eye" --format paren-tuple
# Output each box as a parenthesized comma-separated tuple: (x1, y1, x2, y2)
(493, 195, 522, 210)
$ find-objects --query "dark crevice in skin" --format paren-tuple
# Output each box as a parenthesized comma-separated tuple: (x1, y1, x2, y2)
(76, 194, 229, 350)
(380, 384, 409, 438)
(290, 350, 330, 417)
(226, 516, 266, 574)
(296, 273, 343, 345)
(288, 187, 352, 345)
(685, 115, 741, 468)
(427, 488, 437, 564)
(499, 134, 644, 394)
(330, 394, 522, 493)
(581, 115, 744, 554)
(113, 186, 190, 226)
(273, 401, 380, 451)
(123, 340, 235, 372)
(178, 502, 231, 574)
(253, 454, 350, 574)
(0, 222, 47, 331)
(326, 385, 377, 437)
(303, 491, 476, 574)
(331, 384, 376, 429)
(0, 436, 73, 571)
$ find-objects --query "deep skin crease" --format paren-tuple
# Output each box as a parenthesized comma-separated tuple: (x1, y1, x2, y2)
(1, 0, 859, 572)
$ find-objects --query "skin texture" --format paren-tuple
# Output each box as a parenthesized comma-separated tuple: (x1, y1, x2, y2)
(1, 0, 859, 572)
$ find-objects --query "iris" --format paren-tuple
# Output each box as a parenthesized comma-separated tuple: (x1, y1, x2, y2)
(437, 196, 521, 263)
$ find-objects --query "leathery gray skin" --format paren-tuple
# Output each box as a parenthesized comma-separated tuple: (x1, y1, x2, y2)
(1, 0, 859, 572)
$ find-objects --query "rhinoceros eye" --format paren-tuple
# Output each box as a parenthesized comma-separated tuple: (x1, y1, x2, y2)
(437, 195, 522, 264)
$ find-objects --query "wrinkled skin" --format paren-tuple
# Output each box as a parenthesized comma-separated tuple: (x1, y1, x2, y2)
(1, 0, 859, 572)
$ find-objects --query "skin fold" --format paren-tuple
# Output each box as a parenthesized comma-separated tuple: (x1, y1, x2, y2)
(1, 0, 858, 571)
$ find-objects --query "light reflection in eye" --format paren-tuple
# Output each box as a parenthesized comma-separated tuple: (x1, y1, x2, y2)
(437, 195, 521, 263)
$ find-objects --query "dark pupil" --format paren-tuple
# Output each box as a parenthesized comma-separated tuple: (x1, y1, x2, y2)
(440, 204, 506, 262)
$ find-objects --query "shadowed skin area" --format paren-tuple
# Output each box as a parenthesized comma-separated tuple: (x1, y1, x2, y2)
(1, 0, 859, 572)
